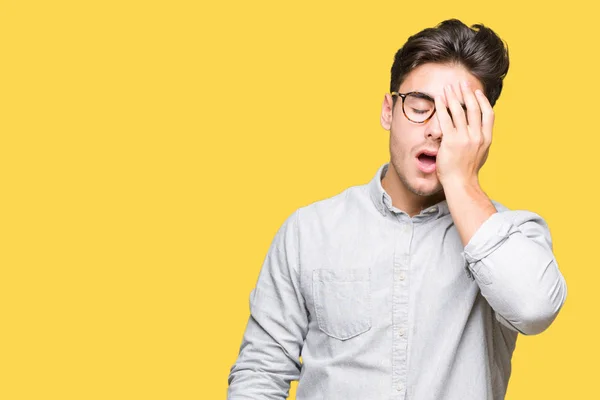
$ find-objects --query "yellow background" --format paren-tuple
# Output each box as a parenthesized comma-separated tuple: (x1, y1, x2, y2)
(1, 0, 596, 398)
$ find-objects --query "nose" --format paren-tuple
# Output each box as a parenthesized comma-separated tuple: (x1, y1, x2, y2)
(424, 112, 443, 141)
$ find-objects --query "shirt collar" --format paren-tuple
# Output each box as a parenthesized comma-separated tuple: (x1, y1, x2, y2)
(368, 162, 449, 219)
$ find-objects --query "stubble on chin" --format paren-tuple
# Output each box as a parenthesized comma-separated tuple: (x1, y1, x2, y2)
(392, 160, 444, 198)
(401, 175, 443, 197)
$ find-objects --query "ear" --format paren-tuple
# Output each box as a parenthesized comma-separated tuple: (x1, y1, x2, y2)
(380, 93, 395, 131)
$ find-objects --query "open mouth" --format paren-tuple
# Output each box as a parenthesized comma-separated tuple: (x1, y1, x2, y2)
(416, 150, 437, 173)
(418, 153, 437, 165)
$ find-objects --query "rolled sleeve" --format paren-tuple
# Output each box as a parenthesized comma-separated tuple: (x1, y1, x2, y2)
(462, 212, 520, 266)
(461, 210, 567, 335)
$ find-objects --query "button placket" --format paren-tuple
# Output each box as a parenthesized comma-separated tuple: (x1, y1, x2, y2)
(392, 220, 412, 398)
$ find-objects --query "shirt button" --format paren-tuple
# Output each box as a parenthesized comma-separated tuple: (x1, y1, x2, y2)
(397, 383, 404, 392)
(428, 207, 437, 213)
(399, 272, 406, 281)
(398, 328, 405, 337)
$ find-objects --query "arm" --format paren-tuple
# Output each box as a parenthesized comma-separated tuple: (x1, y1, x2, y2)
(445, 181, 567, 335)
(227, 210, 308, 399)
(434, 83, 567, 335)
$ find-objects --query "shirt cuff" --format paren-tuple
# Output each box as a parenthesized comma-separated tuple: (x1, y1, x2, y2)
(461, 211, 520, 265)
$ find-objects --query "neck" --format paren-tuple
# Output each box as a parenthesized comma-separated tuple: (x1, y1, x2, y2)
(381, 163, 446, 218)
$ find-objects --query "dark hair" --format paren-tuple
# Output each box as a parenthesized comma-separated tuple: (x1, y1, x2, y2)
(390, 19, 509, 107)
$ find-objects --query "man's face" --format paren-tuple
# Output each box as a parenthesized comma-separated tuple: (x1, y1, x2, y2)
(380, 62, 486, 198)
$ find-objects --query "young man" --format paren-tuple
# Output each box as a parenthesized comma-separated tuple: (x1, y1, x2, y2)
(227, 19, 567, 400)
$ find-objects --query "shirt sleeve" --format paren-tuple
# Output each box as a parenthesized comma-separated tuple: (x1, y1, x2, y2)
(227, 209, 308, 399)
(461, 209, 567, 335)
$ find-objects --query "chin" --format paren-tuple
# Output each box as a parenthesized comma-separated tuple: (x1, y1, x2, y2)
(391, 160, 443, 198)
(411, 186, 443, 197)
(407, 178, 443, 197)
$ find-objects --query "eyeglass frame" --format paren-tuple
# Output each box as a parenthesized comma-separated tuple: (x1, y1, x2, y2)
(391, 91, 468, 124)
(390, 91, 437, 124)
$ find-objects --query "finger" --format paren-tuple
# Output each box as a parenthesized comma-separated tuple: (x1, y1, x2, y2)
(434, 94, 454, 135)
(475, 89, 494, 146)
(460, 81, 482, 136)
(444, 85, 468, 133)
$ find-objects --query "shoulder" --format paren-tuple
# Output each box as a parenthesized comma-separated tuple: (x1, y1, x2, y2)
(490, 199, 548, 225)
(297, 183, 367, 221)
(489, 199, 553, 248)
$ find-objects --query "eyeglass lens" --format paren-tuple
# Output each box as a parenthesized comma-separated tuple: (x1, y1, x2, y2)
(403, 93, 468, 123)
(403, 93, 435, 123)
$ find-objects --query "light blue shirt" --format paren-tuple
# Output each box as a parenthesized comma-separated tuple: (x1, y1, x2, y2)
(227, 162, 567, 400)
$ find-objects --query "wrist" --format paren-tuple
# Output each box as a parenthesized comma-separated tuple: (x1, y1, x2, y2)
(440, 174, 480, 192)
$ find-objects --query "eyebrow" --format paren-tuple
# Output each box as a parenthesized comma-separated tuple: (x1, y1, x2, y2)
(411, 91, 467, 110)
(410, 91, 435, 101)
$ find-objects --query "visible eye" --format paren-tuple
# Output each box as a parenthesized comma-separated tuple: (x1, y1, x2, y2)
(411, 108, 430, 114)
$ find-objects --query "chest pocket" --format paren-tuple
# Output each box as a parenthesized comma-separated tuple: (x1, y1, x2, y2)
(312, 268, 372, 340)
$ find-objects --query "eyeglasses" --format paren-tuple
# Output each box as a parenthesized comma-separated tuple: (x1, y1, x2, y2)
(391, 91, 436, 124)
(391, 91, 467, 124)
